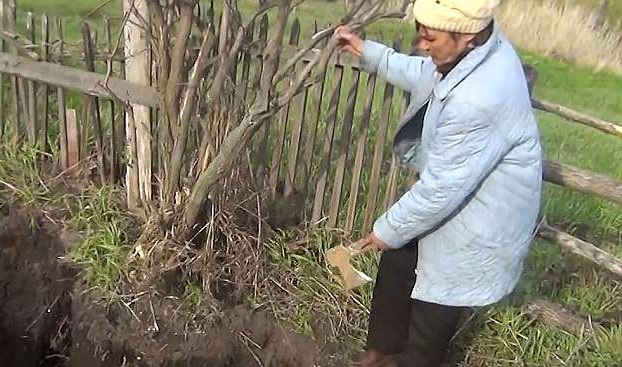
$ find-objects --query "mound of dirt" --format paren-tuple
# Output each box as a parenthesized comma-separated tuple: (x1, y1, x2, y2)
(0, 207, 321, 367)
(69, 293, 318, 367)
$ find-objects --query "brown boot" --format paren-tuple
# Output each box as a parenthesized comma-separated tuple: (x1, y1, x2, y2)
(350, 349, 395, 367)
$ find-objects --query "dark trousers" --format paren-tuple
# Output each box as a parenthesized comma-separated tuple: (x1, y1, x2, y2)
(366, 241, 469, 367)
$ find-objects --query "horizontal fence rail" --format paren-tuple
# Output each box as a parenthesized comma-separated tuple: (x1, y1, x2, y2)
(0, 53, 159, 107)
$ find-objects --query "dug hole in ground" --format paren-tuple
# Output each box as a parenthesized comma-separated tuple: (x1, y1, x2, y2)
(0, 186, 331, 367)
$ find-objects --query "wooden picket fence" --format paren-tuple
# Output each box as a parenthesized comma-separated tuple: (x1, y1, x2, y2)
(0, 1, 621, 285)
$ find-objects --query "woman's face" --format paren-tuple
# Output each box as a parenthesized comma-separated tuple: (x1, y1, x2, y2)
(416, 24, 475, 74)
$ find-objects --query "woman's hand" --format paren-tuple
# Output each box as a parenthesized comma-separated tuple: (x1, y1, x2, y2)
(334, 26, 364, 57)
(361, 233, 390, 252)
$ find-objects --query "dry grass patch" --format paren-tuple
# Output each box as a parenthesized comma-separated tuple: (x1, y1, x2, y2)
(498, 1, 622, 74)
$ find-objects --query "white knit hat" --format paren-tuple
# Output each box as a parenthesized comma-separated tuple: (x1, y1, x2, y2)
(412, 0, 500, 33)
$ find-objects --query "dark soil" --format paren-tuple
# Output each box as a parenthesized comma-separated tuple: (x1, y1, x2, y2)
(0, 207, 74, 367)
(0, 207, 319, 367)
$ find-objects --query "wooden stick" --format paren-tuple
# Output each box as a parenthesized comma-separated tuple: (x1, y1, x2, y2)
(539, 223, 622, 278)
(84, 0, 115, 19)
(533, 98, 622, 138)
(543, 160, 622, 206)
(526, 299, 600, 337)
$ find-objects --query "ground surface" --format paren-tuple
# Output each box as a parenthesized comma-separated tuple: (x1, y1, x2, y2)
(0, 206, 321, 367)
(1, 0, 622, 366)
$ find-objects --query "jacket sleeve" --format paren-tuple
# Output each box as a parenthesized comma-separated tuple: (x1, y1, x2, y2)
(360, 40, 433, 93)
(373, 103, 511, 249)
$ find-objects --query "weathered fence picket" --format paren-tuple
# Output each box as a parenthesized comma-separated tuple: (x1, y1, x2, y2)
(311, 63, 344, 227)
(253, 14, 270, 181)
(327, 67, 361, 228)
(104, 16, 118, 182)
(362, 70, 395, 234)
(6, 0, 20, 144)
(26, 12, 36, 144)
(65, 108, 80, 173)
(40, 14, 49, 153)
(345, 74, 376, 233)
(284, 58, 310, 198)
(82, 22, 105, 183)
(382, 90, 409, 212)
(56, 16, 68, 170)
(269, 19, 301, 198)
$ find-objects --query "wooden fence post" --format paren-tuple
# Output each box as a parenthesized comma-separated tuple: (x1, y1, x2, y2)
(124, 0, 152, 209)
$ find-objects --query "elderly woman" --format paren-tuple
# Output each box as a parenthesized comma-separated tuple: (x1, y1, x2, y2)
(334, 0, 542, 366)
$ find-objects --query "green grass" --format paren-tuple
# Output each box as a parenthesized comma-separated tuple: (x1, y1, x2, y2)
(0, 139, 134, 295)
(3, 0, 622, 365)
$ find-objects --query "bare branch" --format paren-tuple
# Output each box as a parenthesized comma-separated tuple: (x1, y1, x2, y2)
(166, 27, 217, 200)
(273, 24, 337, 83)
(164, 0, 197, 127)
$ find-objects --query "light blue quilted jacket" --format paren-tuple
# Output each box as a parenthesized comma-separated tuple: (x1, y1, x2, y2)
(361, 23, 542, 307)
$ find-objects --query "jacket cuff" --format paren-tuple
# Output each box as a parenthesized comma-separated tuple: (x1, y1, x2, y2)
(360, 40, 387, 74)
(373, 214, 410, 250)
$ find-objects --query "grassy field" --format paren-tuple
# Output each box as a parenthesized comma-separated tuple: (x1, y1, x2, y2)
(3, 0, 622, 365)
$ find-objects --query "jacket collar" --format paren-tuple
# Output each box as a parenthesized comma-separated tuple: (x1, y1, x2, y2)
(433, 22, 501, 100)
